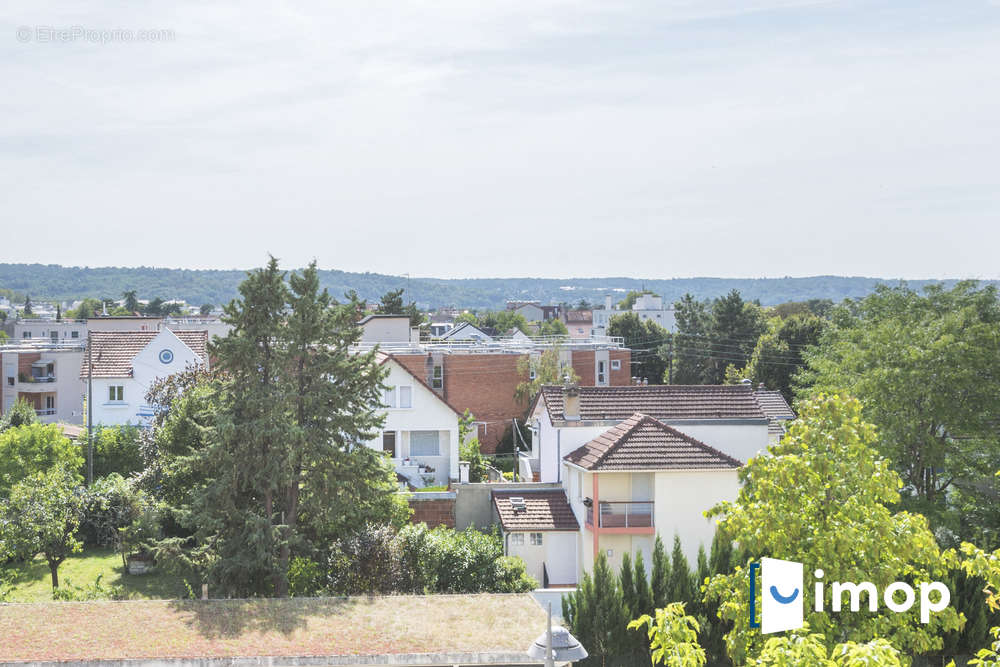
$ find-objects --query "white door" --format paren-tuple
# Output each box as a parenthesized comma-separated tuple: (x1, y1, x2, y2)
(544, 532, 578, 586)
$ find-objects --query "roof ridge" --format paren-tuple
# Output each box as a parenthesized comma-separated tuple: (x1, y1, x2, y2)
(589, 412, 652, 468)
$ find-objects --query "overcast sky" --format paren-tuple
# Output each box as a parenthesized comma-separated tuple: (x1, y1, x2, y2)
(2, 1, 999, 279)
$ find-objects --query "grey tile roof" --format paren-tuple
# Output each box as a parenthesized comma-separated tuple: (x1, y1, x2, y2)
(564, 413, 744, 471)
(538, 384, 766, 422)
(493, 490, 580, 532)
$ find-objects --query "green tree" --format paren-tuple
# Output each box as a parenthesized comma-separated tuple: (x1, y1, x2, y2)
(705, 394, 963, 663)
(634, 550, 654, 618)
(629, 602, 707, 667)
(0, 423, 82, 496)
(538, 318, 569, 336)
(703, 290, 767, 384)
(514, 345, 579, 405)
(799, 282, 1000, 546)
(744, 313, 826, 401)
(620, 290, 659, 311)
(748, 633, 904, 666)
(122, 290, 140, 313)
(199, 303, 214, 316)
(92, 426, 143, 478)
(458, 410, 488, 483)
(0, 397, 38, 432)
(66, 298, 102, 320)
(672, 294, 711, 384)
(145, 297, 165, 316)
(377, 288, 422, 327)
(23, 295, 32, 315)
(0, 467, 84, 589)
(666, 535, 696, 605)
(160, 259, 395, 597)
(563, 552, 629, 666)
(652, 534, 672, 609)
(608, 312, 669, 384)
(480, 310, 530, 335)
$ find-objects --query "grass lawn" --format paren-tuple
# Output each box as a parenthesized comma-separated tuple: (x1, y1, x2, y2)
(3, 547, 185, 602)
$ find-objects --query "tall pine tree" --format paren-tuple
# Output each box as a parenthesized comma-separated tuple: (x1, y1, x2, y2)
(651, 534, 671, 609)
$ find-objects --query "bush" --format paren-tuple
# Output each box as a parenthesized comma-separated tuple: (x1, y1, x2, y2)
(0, 423, 82, 496)
(51, 574, 128, 601)
(0, 398, 37, 433)
(91, 426, 144, 478)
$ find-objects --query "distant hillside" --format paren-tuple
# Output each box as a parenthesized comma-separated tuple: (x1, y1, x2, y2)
(0, 264, 990, 310)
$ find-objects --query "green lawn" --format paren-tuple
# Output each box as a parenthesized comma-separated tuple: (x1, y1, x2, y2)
(3, 547, 185, 602)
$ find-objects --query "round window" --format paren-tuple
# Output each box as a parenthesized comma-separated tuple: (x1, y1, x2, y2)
(159, 349, 174, 364)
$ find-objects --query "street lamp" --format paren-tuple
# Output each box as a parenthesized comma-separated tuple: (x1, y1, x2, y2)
(527, 603, 587, 667)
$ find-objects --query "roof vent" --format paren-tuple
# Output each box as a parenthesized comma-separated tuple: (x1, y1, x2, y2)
(509, 497, 527, 513)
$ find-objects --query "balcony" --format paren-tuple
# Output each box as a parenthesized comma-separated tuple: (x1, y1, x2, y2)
(34, 408, 56, 416)
(585, 500, 655, 529)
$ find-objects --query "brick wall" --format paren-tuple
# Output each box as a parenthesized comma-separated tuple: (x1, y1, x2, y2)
(17, 352, 40, 380)
(394, 348, 632, 454)
(408, 496, 456, 528)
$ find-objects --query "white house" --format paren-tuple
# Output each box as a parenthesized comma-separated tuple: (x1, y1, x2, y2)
(80, 329, 208, 426)
(526, 383, 769, 484)
(561, 413, 741, 574)
(493, 489, 580, 587)
(366, 353, 461, 487)
(1, 343, 85, 424)
(439, 322, 495, 342)
(592, 294, 676, 335)
(359, 314, 419, 344)
(14, 319, 88, 343)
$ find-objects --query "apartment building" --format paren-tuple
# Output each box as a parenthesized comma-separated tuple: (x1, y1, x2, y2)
(1, 341, 86, 424)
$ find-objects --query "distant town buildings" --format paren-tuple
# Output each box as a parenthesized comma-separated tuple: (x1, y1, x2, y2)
(592, 293, 676, 335)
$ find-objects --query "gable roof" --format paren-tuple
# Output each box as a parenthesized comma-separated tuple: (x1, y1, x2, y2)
(493, 489, 580, 532)
(439, 321, 494, 341)
(80, 330, 208, 379)
(375, 352, 461, 416)
(754, 389, 796, 420)
(536, 384, 766, 422)
(564, 413, 743, 471)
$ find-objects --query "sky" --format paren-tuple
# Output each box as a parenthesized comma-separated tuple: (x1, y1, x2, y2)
(2, 0, 999, 279)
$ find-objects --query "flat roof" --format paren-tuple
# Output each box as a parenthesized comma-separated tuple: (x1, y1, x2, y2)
(0, 594, 548, 664)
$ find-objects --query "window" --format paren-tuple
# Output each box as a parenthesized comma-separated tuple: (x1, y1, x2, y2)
(611, 359, 621, 371)
(382, 431, 396, 457)
(398, 385, 412, 408)
(383, 386, 396, 408)
(510, 533, 525, 546)
(22, 331, 30, 339)
(431, 365, 443, 389)
(529, 367, 537, 381)
(71, 331, 79, 339)
(410, 430, 440, 456)
(108, 385, 124, 402)
(45, 396, 55, 410)
(597, 360, 606, 385)
(530, 533, 543, 546)
(50, 331, 58, 342)
(7, 377, 14, 387)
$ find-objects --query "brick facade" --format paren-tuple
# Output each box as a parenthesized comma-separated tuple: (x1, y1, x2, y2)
(394, 348, 632, 453)
(408, 496, 456, 528)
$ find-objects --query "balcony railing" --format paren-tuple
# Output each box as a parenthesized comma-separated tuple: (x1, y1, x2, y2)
(586, 500, 655, 529)
(34, 408, 56, 416)
(25, 376, 56, 383)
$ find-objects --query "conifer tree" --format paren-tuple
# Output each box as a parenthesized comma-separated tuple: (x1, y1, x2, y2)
(563, 552, 628, 666)
(634, 550, 654, 617)
(651, 534, 671, 609)
(666, 535, 696, 604)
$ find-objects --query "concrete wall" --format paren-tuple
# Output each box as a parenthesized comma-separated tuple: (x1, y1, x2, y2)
(653, 469, 739, 563)
(360, 317, 413, 343)
(672, 422, 769, 465)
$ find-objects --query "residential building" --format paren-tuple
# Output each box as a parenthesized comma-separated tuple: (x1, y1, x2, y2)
(752, 383, 796, 442)
(358, 314, 419, 344)
(80, 329, 208, 426)
(507, 301, 561, 322)
(367, 353, 461, 487)
(385, 339, 631, 453)
(86, 316, 163, 332)
(13, 319, 87, 343)
(165, 315, 232, 341)
(592, 294, 676, 335)
(526, 383, 769, 482)
(493, 489, 580, 587)
(562, 310, 593, 338)
(1, 341, 86, 424)
(439, 321, 496, 342)
(562, 412, 741, 573)
(428, 309, 457, 337)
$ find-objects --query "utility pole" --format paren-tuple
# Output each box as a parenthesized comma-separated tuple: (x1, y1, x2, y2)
(667, 334, 673, 385)
(86, 329, 93, 486)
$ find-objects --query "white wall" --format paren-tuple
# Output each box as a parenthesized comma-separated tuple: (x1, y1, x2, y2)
(366, 360, 460, 484)
(360, 317, 413, 343)
(653, 469, 739, 563)
(668, 422, 769, 465)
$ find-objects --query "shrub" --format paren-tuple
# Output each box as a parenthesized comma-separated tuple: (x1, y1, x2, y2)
(91, 426, 144, 478)
(0, 423, 82, 496)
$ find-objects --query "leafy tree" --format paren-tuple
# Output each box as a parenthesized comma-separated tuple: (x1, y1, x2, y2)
(480, 310, 530, 335)
(66, 298, 102, 320)
(748, 632, 903, 666)
(514, 345, 579, 405)
(156, 259, 396, 597)
(799, 282, 1000, 546)
(0, 423, 82, 496)
(122, 290, 140, 313)
(629, 602, 707, 667)
(672, 294, 711, 384)
(0, 467, 84, 588)
(608, 313, 669, 384)
(744, 313, 826, 401)
(538, 318, 569, 336)
(458, 410, 488, 483)
(199, 303, 214, 315)
(80, 473, 158, 567)
(91, 426, 143, 478)
(562, 552, 629, 666)
(0, 397, 38, 432)
(620, 290, 659, 311)
(705, 394, 963, 663)
(145, 297, 165, 316)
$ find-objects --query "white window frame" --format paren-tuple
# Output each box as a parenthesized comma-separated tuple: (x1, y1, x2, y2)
(597, 360, 606, 385)
(611, 359, 621, 371)
(409, 430, 441, 457)
(383, 386, 396, 409)
(530, 533, 543, 546)
(108, 385, 124, 402)
(398, 385, 412, 409)
(510, 533, 525, 546)
(431, 365, 443, 389)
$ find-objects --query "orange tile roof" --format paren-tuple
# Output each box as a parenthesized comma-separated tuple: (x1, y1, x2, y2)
(493, 489, 580, 532)
(80, 330, 207, 378)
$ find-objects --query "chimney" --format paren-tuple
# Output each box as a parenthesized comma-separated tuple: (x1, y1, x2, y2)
(642, 377, 648, 386)
(563, 381, 581, 421)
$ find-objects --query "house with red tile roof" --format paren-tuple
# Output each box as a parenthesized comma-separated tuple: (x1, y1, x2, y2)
(79, 329, 208, 426)
(492, 489, 580, 587)
(526, 383, 769, 483)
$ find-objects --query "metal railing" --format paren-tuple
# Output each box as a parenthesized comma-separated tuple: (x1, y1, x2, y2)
(34, 408, 56, 416)
(586, 500, 655, 528)
(351, 334, 626, 355)
(23, 376, 56, 383)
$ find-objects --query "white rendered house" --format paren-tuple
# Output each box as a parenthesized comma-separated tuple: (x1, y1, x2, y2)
(80, 329, 208, 426)
(366, 353, 461, 487)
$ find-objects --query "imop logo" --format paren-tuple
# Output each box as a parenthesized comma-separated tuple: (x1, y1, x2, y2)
(751, 557, 804, 633)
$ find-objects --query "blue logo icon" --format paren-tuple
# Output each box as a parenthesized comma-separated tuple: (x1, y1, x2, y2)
(770, 585, 799, 604)
(159, 349, 174, 364)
